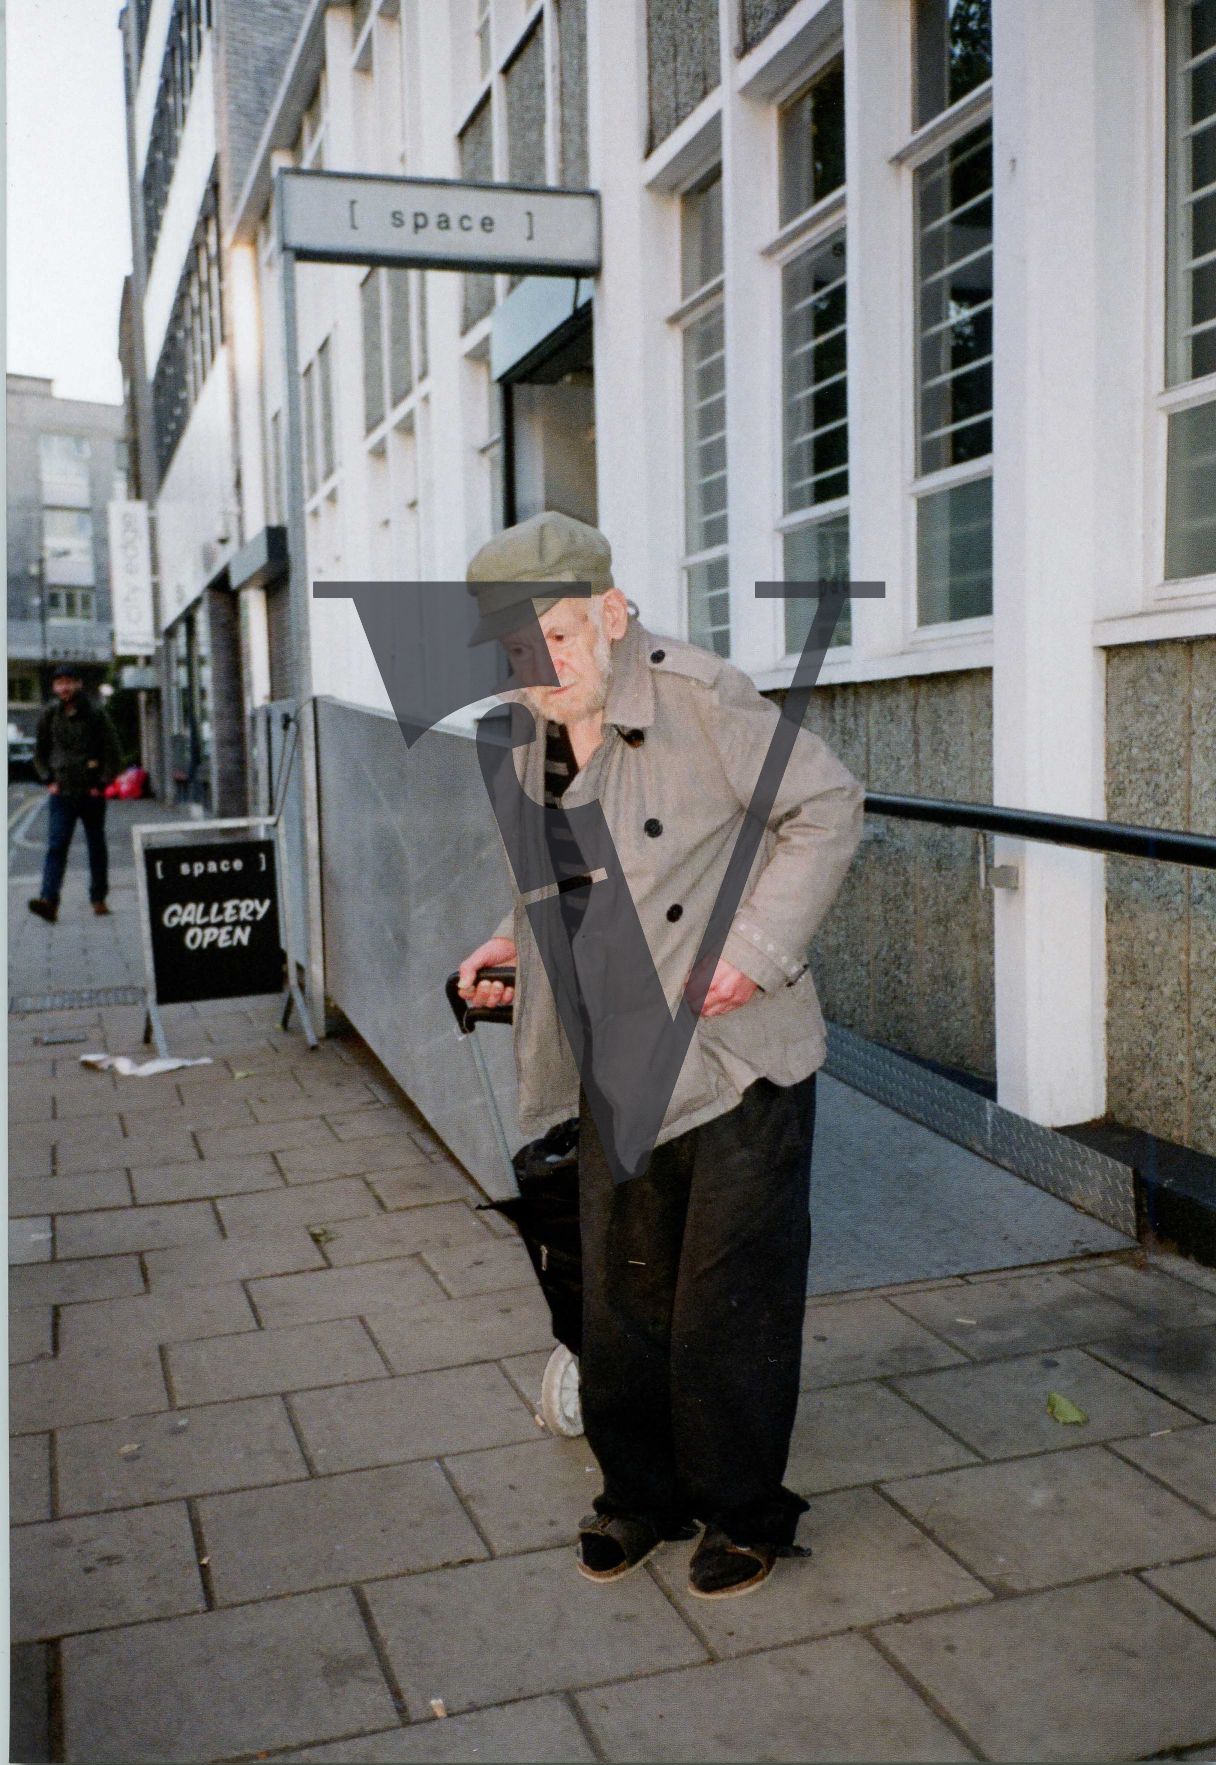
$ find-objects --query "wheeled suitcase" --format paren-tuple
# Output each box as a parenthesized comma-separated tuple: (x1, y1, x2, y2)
(445, 967, 584, 1436)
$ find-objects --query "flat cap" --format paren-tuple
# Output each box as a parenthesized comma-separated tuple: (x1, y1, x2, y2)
(466, 510, 613, 643)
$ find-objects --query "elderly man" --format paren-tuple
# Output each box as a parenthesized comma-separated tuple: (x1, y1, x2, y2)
(458, 511, 862, 1599)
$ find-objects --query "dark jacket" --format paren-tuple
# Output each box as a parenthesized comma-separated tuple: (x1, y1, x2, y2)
(34, 698, 123, 796)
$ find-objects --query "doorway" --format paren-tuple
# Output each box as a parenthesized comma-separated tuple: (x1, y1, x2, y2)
(501, 313, 596, 530)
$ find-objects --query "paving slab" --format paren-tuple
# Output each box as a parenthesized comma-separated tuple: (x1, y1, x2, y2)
(1143, 1553, 1216, 1630)
(57, 1128, 202, 1174)
(1086, 1322, 1216, 1420)
(364, 1164, 477, 1210)
(56, 1282, 257, 1355)
(325, 1106, 416, 1142)
(784, 1381, 979, 1493)
(421, 1235, 534, 1297)
(10, 1251, 145, 1311)
(1065, 1260, 1216, 1330)
(198, 1459, 487, 1602)
(196, 1117, 331, 1159)
(130, 1154, 282, 1203)
(246, 1254, 447, 1328)
(12, 1501, 205, 1641)
(10, 1642, 50, 1765)
(1111, 1420, 1216, 1515)
(276, 1696, 596, 1763)
(365, 1546, 706, 1716)
(11, 1340, 169, 1433)
(889, 1269, 1147, 1357)
(892, 1345, 1194, 1458)
(56, 1396, 309, 1515)
(799, 1294, 969, 1389)
(144, 1226, 326, 1289)
(365, 1287, 556, 1375)
(290, 1362, 542, 1472)
(576, 1632, 973, 1763)
(60, 1588, 399, 1762)
(115, 1092, 256, 1129)
(318, 1203, 494, 1266)
(278, 1134, 438, 1182)
(444, 1436, 604, 1555)
(883, 1444, 1216, 1593)
(10, 1215, 53, 1263)
(9, 1303, 54, 1363)
(653, 1485, 990, 1656)
(11, 1431, 52, 1524)
(215, 1175, 381, 1237)
(54, 1199, 221, 1257)
(500, 1350, 555, 1411)
(168, 1316, 388, 1404)
(875, 1573, 1216, 1762)
(11, 1170, 133, 1215)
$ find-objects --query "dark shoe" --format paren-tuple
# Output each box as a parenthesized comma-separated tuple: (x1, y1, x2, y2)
(27, 898, 57, 925)
(91, 902, 111, 916)
(576, 1512, 662, 1583)
(688, 1527, 783, 1600)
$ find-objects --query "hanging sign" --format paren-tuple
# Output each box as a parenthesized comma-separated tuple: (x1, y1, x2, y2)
(279, 169, 601, 276)
(107, 500, 156, 654)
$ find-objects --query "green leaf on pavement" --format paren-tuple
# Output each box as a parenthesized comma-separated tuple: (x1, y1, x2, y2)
(1046, 1391, 1088, 1425)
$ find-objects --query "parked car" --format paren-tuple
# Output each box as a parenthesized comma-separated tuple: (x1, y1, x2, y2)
(8, 722, 36, 781)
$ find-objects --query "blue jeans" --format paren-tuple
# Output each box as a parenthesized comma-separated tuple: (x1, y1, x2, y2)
(41, 793, 109, 905)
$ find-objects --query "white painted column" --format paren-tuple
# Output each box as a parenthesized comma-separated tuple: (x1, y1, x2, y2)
(843, 0, 909, 666)
(990, 0, 1115, 1125)
(586, 0, 684, 634)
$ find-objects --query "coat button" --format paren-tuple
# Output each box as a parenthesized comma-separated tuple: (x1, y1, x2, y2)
(666, 903, 683, 922)
(650, 648, 665, 663)
(622, 727, 645, 746)
(644, 817, 663, 838)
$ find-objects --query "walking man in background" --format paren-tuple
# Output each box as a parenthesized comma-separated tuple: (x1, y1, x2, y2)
(27, 665, 123, 925)
(459, 511, 863, 1600)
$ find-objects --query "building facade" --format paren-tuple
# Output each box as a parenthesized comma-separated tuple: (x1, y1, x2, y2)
(121, 0, 1214, 1162)
(6, 375, 127, 738)
(118, 0, 310, 812)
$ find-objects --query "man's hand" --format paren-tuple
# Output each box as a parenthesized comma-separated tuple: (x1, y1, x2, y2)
(457, 936, 517, 1009)
(88, 788, 103, 798)
(47, 782, 60, 795)
(697, 957, 759, 1019)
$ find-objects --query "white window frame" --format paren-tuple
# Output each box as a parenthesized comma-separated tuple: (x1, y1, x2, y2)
(675, 172, 730, 657)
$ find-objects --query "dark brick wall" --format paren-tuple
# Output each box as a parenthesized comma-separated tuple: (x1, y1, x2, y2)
(205, 584, 248, 817)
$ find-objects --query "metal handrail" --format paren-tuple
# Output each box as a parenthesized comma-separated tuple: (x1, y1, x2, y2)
(865, 792, 1216, 871)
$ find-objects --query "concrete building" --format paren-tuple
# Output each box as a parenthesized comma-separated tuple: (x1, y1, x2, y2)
(6, 375, 127, 738)
(117, 0, 310, 812)
(117, 0, 1214, 1179)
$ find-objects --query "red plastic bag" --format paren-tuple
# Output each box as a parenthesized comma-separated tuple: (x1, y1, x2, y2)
(107, 766, 149, 800)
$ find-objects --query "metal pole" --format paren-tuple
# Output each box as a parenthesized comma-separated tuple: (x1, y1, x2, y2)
(274, 176, 327, 1031)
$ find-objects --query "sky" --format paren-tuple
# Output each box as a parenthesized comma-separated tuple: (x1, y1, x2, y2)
(7, 0, 131, 405)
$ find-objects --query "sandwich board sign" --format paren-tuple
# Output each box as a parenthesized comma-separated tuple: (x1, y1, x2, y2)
(133, 816, 316, 1056)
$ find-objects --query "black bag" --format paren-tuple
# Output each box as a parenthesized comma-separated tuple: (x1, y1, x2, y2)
(483, 1118, 582, 1355)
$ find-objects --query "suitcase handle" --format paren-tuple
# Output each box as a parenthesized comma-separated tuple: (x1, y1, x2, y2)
(445, 966, 516, 1032)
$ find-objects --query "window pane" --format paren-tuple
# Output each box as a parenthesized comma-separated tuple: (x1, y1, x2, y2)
(302, 361, 317, 495)
(387, 269, 414, 406)
(783, 515, 851, 653)
(917, 474, 992, 623)
(681, 168, 723, 298)
(361, 271, 385, 433)
(1168, 1, 1216, 382)
(415, 272, 429, 380)
(683, 303, 728, 552)
(914, 0, 992, 127)
(916, 121, 994, 475)
(505, 20, 547, 187)
(318, 336, 336, 479)
(39, 434, 92, 507)
(458, 100, 495, 330)
(783, 230, 848, 513)
(687, 553, 730, 657)
(43, 509, 96, 585)
(779, 55, 845, 225)
(1165, 398, 1216, 578)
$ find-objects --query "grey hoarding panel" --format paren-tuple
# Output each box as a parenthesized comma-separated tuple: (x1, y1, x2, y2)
(316, 696, 520, 1198)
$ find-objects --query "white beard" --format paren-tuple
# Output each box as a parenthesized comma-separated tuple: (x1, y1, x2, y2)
(519, 617, 613, 727)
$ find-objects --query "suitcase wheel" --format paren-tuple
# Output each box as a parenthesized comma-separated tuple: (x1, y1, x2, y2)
(539, 1343, 583, 1437)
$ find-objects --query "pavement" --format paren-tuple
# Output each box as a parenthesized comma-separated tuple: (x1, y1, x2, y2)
(8, 798, 1216, 1763)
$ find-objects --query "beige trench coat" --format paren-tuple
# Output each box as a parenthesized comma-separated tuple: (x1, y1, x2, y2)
(491, 617, 864, 1147)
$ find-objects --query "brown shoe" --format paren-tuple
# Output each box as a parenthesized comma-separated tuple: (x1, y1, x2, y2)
(688, 1528, 781, 1599)
(28, 898, 58, 925)
(92, 902, 111, 917)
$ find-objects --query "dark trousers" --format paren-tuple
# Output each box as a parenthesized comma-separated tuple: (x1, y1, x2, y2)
(578, 1071, 817, 1548)
(41, 794, 109, 905)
